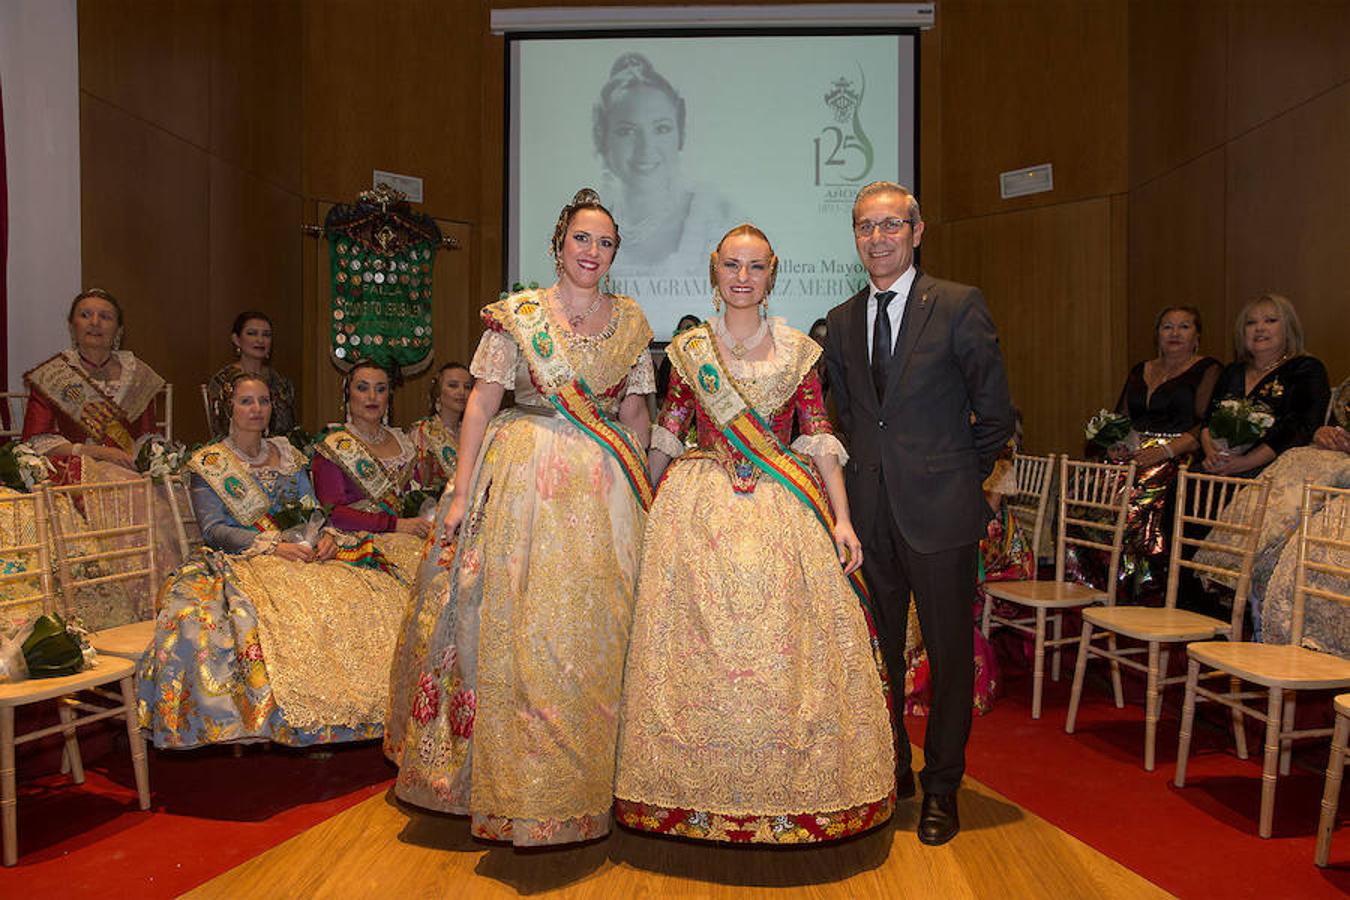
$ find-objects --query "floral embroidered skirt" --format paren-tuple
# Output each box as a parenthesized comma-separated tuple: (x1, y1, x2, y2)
(389, 410, 644, 846)
(614, 457, 895, 844)
(136, 534, 419, 749)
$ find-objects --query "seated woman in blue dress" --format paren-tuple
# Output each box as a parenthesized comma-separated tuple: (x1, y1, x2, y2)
(136, 373, 422, 749)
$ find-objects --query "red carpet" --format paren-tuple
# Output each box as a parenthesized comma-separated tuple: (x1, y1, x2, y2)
(0, 739, 393, 897)
(2, 656, 1350, 897)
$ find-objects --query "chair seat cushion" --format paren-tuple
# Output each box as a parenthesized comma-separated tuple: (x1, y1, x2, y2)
(1187, 641, 1350, 690)
(985, 579, 1106, 608)
(91, 620, 157, 660)
(1082, 606, 1229, 642)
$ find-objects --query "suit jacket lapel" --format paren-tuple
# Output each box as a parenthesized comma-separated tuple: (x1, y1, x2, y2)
(847, 287, 879, 410)
(887, 271, 937, 401)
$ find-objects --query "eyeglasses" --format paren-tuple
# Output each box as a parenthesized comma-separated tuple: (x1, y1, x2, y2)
(853, 217, 915, 237)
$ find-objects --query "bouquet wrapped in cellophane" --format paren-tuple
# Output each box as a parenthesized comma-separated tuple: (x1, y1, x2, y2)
(1208, 398, 1275, 455)
(400, 478, 446, 520)
(0, 440, 54, 492)
(135, 435, 192, 482)
(1084, 409, 1136, 454)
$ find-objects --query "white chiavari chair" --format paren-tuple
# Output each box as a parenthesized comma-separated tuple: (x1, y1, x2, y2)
(199, 383, 213, 434)
(0, 486, 150, 866)
(0, 392, 27, 441)
(985, 456, 1136, 718)
(981, 451, 1057, 636)
(45, 475, 159, 661)
(1177, 482, 1350, 839)
(1066, 467, 1272, 769)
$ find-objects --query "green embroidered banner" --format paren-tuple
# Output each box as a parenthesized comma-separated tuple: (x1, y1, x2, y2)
(324, 186, 440, 375)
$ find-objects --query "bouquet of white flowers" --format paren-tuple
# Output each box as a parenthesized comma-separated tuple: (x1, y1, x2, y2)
(401, 478, 446, 521)
(0, 440, 55, 492)
(134, 436, 190, 482)
(1084, 409, 1135, 453)
(1208, 398, 1276, 454)
(269, 492, 329, 548)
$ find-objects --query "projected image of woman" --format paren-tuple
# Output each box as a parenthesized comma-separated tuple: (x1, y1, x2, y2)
(595, 52, 737, 273)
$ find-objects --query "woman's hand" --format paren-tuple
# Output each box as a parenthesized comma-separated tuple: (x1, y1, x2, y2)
(85, 444, 135, 468)
(396, 517, 431, 539)
(274, 541, 316, 563)
(1132, 445, 1170, 468)
(314, 534, 338, 561)
(1314, 425, 1350, 453)
(441, 493, 467, 537)
(834, 518, 864, 576)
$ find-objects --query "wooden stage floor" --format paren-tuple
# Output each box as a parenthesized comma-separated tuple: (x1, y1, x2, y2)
(185, 758, 1171, 899)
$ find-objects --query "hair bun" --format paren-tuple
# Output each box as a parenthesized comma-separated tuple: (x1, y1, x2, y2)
(570, 187, 602, 207)
(609, 52, 653, 79)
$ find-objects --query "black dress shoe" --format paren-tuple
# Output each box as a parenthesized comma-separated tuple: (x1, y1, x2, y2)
(895, 768, 916, 800)
(917, 792, 959, 845)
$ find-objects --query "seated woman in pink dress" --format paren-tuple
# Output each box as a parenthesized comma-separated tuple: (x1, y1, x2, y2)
(309, 361, 431, 541)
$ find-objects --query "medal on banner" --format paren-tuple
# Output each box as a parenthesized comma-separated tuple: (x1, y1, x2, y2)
(324, 184, 440, 375)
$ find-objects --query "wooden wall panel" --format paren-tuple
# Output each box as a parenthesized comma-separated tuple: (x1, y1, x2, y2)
(1226, 0, 1350, 139)
(211, 0, 304, 192)
(938, 0, 1128, 221)
(77, 0, 212, 147)
(941, 199, 1120, 455)
(1127, 0, 1227, 189)
(80, 94, 212, 435)
(1226, 83, 1350, 384)
(1126, 149, 1227, 366)
(301, 0, 482, 222)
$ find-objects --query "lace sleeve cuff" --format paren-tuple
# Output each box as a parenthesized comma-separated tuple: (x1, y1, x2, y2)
(650, 425, 686, 460)
(625, 350, 657, 397)
(470, 330, 519, 390)
(791, 432, 848, 466)
(28, 434, 67, 455)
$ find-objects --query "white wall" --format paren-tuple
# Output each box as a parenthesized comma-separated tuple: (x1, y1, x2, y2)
(1, 0, 80, 390)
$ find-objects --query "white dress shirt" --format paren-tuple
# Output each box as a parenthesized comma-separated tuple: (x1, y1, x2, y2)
(864, 266, 917, 363)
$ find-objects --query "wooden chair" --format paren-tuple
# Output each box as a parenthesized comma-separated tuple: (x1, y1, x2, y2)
(1066, 467, 1272, 769)
(45, 475, 159, 661)
(0, 392, 26, 441)
(1317, 693, 1350, 866)
(199, 383, 213, 435)
(981, 451, 1057, 637)
(984, 456, 1136, 718)
(1176, 482, 1350, 838)
(156, 383, 174, 443)
(0, 487, 150, 866)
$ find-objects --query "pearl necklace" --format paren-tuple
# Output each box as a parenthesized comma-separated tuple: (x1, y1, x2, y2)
(226, 434, 272, 467)
(553, 285, 604, 329)
(713, 316, 770, 359)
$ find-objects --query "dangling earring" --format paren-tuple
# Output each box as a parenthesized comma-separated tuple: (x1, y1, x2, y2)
(113, 330, 123, 351)
(712, 287, 722, 313)
(234, 344, 241, 357)
(759, 297, 768, 321)
(603, 272, 613, 294)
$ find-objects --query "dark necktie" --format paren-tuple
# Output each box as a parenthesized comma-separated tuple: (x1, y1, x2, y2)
(871, 290, 897, 401)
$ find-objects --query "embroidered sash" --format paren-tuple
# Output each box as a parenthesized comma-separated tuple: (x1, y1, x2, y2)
(497, 291, 654, 511)
(669, 324, 871, 610)
(315, 429, 404, 513)
(24, 353, 163, 453)
(414, 416, 458, 477)
(188, 441, 277, 529)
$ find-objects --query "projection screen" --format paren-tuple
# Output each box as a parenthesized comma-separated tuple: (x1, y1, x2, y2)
(507, 31, 918, 340)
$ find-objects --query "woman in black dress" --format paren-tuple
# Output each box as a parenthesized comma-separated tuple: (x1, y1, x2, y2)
(1111, 306, 1221, 600)
(1201, 293, 1330, 478)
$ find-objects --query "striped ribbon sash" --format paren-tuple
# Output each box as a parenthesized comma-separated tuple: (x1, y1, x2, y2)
(668, 325, 872, 611)
(507, 292, 653, 511)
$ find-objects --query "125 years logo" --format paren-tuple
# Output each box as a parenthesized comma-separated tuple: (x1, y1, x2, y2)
(814, 67, 874, 188)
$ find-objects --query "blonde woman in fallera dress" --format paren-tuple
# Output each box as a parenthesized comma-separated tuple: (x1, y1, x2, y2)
(615, 224, 894, 844)
(409, 362, 472, 488)
(388, 189, 655, 846)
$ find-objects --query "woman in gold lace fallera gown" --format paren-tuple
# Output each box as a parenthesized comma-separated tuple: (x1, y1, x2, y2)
(388, 189, 655, 846)
(614, 225, 895, 844)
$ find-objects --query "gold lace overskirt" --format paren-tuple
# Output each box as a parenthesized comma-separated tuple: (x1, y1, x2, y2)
(615, 457, 895, 817)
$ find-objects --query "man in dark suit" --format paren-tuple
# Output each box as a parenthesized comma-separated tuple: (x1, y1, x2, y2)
(823, 181, 1013, 845)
